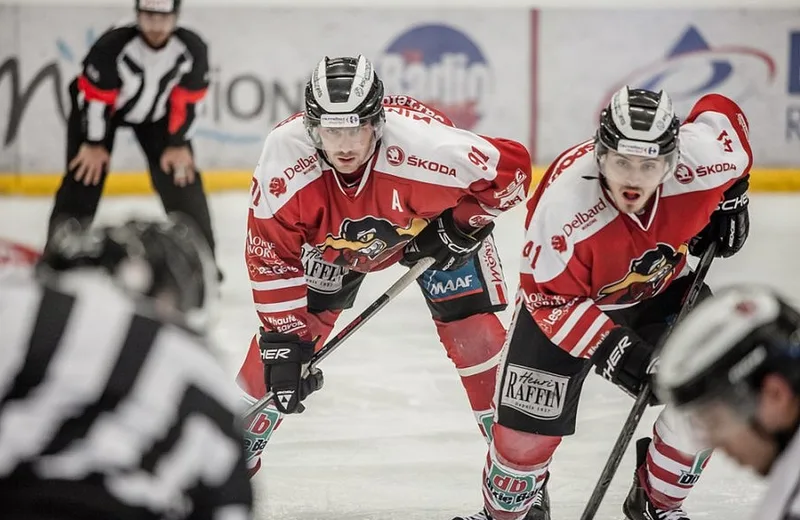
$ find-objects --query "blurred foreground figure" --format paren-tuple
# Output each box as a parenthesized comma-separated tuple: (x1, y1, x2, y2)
(0, 216, 252, 520)
(658, 285, 800, 520)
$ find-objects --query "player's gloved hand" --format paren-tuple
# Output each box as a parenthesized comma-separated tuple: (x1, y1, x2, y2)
(689, 175, 750, 258)
(592, 326, 658, 400)
(258, 328, 324, 414)
(400, 208, 494, 271)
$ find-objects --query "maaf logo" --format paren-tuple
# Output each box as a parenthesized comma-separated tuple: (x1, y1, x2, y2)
(597, 243, 687, 306)
(379, 24, 491, 130)
(317, 216, 428, 269)
(601, 26, 776, 118)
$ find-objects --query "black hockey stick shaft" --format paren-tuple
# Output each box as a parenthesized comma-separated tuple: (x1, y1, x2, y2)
(242, 256, 436, 421)
(579, 242, 718, 520)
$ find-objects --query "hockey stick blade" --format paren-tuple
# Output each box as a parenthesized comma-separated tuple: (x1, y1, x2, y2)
(579, 242, 718, 520)
(242, 256, 436, 421)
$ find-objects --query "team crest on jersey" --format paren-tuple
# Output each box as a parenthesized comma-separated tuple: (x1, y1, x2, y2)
(597, 243, 687, 305)
(317, 216, 428, 268)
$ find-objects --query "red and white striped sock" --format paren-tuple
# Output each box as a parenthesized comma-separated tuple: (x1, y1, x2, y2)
(643, 408, 713, 509)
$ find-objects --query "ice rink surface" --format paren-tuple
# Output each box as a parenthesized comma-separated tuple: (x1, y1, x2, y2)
(3, 192, 796, 519)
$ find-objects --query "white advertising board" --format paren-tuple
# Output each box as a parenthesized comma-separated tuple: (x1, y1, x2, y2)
(5, 0, 800, 7)
(0, 6, 532, 173)
(535, 9, 800, 166)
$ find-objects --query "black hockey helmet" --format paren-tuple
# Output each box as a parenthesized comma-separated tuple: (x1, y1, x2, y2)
(657, 285, 800, 420)
(39, 214, 217, 330)
(135, 0, 181, 14)
(303, 55, 386, 148)
(595, 86, 681, 182)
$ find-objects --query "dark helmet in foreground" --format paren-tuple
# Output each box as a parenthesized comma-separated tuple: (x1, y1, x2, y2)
(657, 285, 800, 448)
(39, 214, 217, 331)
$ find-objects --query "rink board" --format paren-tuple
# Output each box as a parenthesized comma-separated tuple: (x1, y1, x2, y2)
(1, 166, 799, 196)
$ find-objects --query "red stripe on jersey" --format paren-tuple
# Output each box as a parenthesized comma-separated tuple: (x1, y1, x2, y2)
(77, 74, 118, 105)
(168, 85, 207, 134)
(530, 297, 611, 358)
(561, 306, 600, 349)
(575, 320, 614, 359)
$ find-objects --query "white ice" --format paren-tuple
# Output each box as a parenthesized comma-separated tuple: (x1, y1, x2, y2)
(3, 192, 796, 520)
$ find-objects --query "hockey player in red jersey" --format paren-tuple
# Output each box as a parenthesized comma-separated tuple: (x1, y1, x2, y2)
(454, 87, 752, 520)
(236, 55, 532, 478)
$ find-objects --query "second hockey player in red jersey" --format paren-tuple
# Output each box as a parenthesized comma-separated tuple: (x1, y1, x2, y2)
(236, 55, 532, 478)
(455, 87, 752, 520)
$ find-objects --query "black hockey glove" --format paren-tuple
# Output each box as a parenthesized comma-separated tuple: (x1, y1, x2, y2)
(689, 175, 750, 258)
(592, 327, 658, 400)
(400, 209, 494, 271)
(258, 329, 324, 414)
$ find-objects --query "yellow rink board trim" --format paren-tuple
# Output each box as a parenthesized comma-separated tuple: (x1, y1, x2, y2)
(1, 167, 799, 196)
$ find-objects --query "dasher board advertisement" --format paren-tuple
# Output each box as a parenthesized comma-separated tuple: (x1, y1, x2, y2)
(0, 6, 531, 174)
(535, 9, 800, 166)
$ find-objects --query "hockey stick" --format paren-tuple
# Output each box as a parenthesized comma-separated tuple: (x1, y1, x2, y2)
(242, 256, 436, 421)
(579, 242, 718, 520)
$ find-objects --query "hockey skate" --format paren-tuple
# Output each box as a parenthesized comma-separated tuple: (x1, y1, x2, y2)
(452, 473, 550, 520)
(623, 438, 690, 520)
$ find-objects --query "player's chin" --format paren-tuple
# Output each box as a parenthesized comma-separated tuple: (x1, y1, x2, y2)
(612, 191, 646, 214)
(333, 157, 359, 173)
(752, 451, 779, 477)
(726, 443, 775, 477)
(144, 32, 169, 46)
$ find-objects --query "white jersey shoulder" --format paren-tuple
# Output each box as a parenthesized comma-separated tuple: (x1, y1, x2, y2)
(662, 111, 749, 197)
(525, 140, 618, 283)
(374, 109, 503, 189)
(251, 115, 324, 220)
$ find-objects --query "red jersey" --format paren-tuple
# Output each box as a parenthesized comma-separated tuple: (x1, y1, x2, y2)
(0, 239, 39, 267)
(246, 96, 532, 339)
(519, 94, 753, 359)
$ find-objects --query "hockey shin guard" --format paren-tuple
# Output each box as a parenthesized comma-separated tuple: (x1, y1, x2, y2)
(483, 426, 560, 520)
(435, 313, 505, 442)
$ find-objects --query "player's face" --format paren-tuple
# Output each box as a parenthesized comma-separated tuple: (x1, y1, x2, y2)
(686, 375, 799, 477)
(688, 401, 778, 476)
(318, 124, 376, 174)
(137, 12, 177, 48)
(600, 151, 668, 214)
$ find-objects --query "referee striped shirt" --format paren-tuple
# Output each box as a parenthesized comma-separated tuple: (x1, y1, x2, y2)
(0, 270, 252, 520)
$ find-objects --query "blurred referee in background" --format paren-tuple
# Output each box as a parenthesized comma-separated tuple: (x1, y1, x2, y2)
(46, 0, 223, 279)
